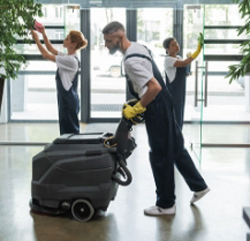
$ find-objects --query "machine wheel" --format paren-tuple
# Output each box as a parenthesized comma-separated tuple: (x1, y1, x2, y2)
(110, 66, 121, 77)
(71, 199, 94, 222)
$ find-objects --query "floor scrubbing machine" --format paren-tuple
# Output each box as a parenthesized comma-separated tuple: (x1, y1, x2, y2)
(30, 100, 143, 222)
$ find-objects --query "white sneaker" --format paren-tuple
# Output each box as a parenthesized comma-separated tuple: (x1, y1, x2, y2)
(144, 204, 176, 216)
(190, 187, 210, 204)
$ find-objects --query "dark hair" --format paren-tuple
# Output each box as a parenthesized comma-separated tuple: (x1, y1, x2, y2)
(162, 37, 175, 54)
(102, 21, 125, 35)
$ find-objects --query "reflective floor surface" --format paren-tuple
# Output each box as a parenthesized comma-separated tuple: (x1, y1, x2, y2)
(0, 122, 249, 241)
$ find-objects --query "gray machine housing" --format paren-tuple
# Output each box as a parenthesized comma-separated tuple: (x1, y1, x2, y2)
(30, 118, 137, 221)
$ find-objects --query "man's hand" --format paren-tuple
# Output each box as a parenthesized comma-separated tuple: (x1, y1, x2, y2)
(122, 101, 146, 120)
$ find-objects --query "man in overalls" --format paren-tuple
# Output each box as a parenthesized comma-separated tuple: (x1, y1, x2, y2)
(102, 21, 210, 216)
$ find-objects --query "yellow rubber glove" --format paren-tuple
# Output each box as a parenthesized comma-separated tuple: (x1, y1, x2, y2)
(122, 101, 146, 120)
(198, 32, 204, 46)
(186, 52, 192, 58)
(191, 32, 204, 59)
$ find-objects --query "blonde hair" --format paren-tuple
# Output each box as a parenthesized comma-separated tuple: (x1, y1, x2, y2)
(69, 30, 88, 50)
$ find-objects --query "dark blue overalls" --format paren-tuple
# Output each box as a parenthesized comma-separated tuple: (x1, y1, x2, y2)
(55, 57, 80, 135)
(125, 51, 207, 208)
(165, 56, 187, 130)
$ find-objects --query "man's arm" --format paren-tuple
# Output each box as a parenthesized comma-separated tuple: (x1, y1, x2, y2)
(122, 76, 162, 120)
(140, 77, 162, 107)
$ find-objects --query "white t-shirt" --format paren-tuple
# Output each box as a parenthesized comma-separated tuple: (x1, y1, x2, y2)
(55, 52, 79, 91)
(164, 55, 182, 83)
(123, 42, 153, 98)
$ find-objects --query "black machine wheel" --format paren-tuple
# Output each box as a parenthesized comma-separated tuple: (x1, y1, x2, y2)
(71, 199, 95, 222)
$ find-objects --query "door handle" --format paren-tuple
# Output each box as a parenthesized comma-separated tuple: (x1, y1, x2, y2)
(204, 61, 208, 107)
(194, 61, 208, 107)
(194, 61, 198, 107)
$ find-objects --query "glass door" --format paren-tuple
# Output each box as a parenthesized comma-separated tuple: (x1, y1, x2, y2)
(136, 8, 173, 77)
(202, 4, 250, 124)
(10, 4, 80, 121)
(90, 8, 126, 119)
(183, 5, 205, 162)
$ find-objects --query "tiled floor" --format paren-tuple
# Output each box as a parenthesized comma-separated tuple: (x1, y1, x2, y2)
(0, 122, 249, 241)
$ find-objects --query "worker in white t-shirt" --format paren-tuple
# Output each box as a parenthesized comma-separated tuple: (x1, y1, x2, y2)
(163, 35, 203, 129)
(102, 22, 209, 216)
(31, 27, 88, 135)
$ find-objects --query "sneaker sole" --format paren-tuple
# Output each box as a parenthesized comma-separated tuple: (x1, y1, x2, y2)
(190, 188, 210, 204)
(144, 211, 176, 216)
(144, 207, 176, 216)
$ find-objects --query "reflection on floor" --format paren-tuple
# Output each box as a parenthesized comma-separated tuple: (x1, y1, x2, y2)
(0, 122, 249, 241)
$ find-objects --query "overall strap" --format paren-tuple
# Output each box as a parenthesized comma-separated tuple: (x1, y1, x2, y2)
(124, 53, 153, 100)
(74, 56, 81, 68)
(124, 49, 173, 102)
(124, 49, 166, 89)
(71, 56, 80, 89)
(164, 55, 170, 86)
(124, 53, 152, 62)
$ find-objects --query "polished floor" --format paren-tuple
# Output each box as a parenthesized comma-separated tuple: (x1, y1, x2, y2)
(0, 122, 250, 241)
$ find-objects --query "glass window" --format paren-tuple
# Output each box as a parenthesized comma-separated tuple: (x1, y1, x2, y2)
(204, 5, 248, 56)
(202, 5, 249, 122)
(10, 4, 80, 121)
(137, 8, 173, 76)
(90, 8, 126, 118)
(55, 6, 63, 18)
(43, 7, 47, 18)
(183, 4, 250, 122)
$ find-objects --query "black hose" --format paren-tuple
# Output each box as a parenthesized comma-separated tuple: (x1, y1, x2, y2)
(112, 156, 132, 186)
